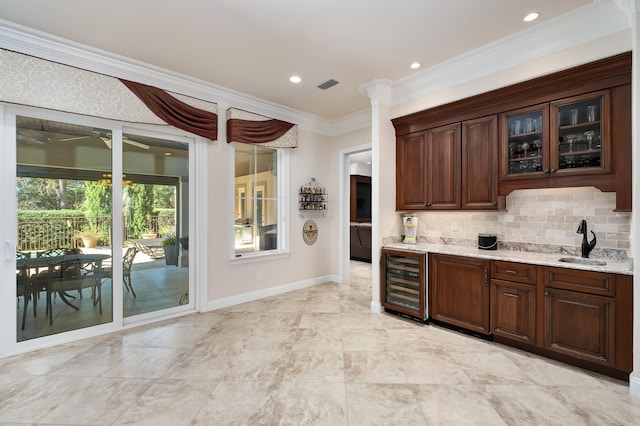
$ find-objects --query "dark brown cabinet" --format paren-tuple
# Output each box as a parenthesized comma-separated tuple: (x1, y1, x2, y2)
(462, 115, 499, 209)
(423, 252, 632, 379)
(396, 123, 461, 210)
(490, 261, 536, 344)
(393, 53, 631, 211)
(542, 267, 616, 367)
(429, 254, 490, 334)
(381, 248, 426, 320)
(396, 131, 428, 209)
(396, 118, 499, 211)
(544, 288, 614, 366)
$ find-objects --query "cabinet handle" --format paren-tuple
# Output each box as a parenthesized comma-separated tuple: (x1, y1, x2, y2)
(484, 268, 489, 286)
(425, 203, 432, 207)
(543, 169, 550, 174)
(550, 168, 556, 174)
(544, 291, 550, 297)
(505, 269, 518, 275)
(504, 293, 520, 298)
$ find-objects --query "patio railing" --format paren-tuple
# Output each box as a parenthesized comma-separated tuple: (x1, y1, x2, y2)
(17, 215, 175, 251)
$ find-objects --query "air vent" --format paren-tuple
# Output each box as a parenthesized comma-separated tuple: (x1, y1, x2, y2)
(317, 79, 339, 90)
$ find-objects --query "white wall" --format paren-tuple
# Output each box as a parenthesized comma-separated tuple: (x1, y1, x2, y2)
(205, 129, 337, 308)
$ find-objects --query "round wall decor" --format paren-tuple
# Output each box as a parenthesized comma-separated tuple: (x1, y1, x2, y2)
(302, 220, 318, 245)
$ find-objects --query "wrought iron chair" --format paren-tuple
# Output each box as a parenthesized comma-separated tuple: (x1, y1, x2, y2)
(46, 259, 103, 325)
(16, 252, 34, 330)
(100, 246, 138, 297)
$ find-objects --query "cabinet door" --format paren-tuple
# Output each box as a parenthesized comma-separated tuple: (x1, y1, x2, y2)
(490, 280, 535, 343)
(427, 123, 461, 209)
(500, 103, 549, 180)
(396, 132, 427, 209)
(462, 115, 498, 209)
(544, 288, 615, 366)
(550, 90, 610, 176)
(381, 249, 425, 319)
(429, 254, 490, 334)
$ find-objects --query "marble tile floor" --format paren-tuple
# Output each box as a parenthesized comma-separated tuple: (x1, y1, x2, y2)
(2, 260, 640, 425)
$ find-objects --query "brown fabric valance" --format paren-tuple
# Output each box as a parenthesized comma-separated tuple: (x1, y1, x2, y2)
(227, 118, 294, 144)
(119, 79, 218, 140)
(226, 108, 297, 147)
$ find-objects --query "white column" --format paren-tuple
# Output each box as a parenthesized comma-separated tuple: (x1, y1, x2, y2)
(629, 0, 640, 397)
(360, 80, 394, 313)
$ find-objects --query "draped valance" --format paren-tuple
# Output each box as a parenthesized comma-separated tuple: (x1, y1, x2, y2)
(0, 49, 218, 140)
(226, 108, 297, 148)
(119, 79, 217, 140)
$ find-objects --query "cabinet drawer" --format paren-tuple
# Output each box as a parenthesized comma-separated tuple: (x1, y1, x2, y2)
(491, 261, 536, 285)
(544, 267, 615, 296)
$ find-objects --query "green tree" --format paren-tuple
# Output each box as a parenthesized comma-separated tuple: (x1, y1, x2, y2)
(17, 177, 85, 210)
(83, 181, 112, 244)
(128, 184, 154, 238)
(153, 185, 175, 209)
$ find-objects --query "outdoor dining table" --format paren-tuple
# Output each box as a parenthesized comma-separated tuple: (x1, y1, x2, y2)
(16, 253, 111, 311)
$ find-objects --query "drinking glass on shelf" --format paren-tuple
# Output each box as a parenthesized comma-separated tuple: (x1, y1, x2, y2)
(566, 134, 575, 153)
(587, 105, 596, 122)
(534, 117, 542, 132)
(525, 118, 533, 133)
(570, 109, 579, 125)
(520, 142, 529, 157)
(513, 120, 522, 135)
(584, 131, 595, 150)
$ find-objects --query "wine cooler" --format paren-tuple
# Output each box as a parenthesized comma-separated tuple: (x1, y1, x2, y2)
(381, 248, 427, 321)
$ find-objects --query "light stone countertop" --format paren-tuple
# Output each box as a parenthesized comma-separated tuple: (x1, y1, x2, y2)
(383, 242, 633, 275)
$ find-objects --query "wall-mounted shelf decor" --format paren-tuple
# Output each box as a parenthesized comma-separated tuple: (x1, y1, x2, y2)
(299, 178, 327, 217)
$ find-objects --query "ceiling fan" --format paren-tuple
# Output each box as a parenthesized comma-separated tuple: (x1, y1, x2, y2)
(59, 132, 150, 150)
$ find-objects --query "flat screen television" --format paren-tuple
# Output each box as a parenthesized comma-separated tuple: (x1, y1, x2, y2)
(351, 175, 371, 221)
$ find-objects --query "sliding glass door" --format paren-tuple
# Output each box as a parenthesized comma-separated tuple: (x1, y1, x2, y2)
(13, 112, 193, 342)
(121, 132, 190, 318)
(16, 116, 114, 340)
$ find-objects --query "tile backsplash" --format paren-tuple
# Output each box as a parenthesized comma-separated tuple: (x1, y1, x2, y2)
(409, 187, 630, 255)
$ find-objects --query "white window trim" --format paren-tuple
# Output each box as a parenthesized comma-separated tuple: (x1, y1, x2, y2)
(229, 144, 289, 262)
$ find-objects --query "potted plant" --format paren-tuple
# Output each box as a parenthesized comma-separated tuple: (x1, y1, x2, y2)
(76, 228, 100, 248)
(162, 235, 178, 266)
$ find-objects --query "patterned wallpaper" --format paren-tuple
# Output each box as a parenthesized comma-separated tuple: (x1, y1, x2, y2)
(0, 49, 217, 126)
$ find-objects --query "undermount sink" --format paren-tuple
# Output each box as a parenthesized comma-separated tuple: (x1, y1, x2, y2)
(558, 257, 606, 266)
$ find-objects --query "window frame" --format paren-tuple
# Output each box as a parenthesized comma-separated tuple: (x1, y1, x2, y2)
(230, 142, 289, 261)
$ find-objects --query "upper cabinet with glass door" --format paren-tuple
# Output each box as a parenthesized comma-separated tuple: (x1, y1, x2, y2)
(500, 103, 549, 180)
(550, 90, 610, 176)
(500, 90, 610, 181)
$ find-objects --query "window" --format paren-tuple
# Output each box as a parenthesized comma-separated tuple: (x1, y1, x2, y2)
(233, 143, 285, 256)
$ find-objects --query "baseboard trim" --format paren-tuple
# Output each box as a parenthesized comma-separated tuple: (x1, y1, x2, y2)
(630, 373, 640, 397)
(370, 300, 383, 313)
(204, 275, 334, 311)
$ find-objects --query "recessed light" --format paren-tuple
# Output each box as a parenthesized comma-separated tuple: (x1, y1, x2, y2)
(410, 62, 421, 69)
(523, 12, 539, 22)
(164, 152, 172, 156)
(289, 75, 302, 84)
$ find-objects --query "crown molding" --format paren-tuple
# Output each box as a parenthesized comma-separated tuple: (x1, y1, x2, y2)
(0, 18, 348, 136)
(390, 1, 631, 110)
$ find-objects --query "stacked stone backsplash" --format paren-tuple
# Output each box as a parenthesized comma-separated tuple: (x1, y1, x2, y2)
(392, 187, 630, 260)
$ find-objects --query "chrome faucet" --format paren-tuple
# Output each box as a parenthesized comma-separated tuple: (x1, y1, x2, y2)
(577, 219, 596, 258)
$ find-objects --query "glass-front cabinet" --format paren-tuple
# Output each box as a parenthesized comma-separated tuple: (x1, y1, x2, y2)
(501, 103, 549, 179)
(550, 91, 610, 176)
(501, 90, 610, 180)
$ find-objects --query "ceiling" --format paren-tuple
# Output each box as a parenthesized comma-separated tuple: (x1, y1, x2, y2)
(0, 0, 595, 120)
